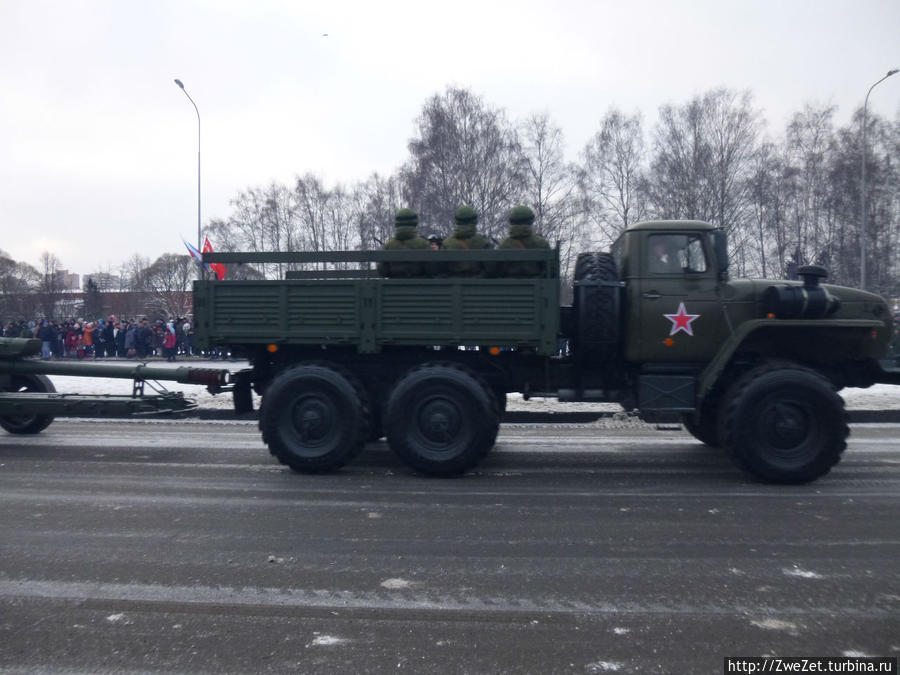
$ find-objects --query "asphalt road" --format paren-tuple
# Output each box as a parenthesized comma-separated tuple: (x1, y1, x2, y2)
(1, 420, 898, 674)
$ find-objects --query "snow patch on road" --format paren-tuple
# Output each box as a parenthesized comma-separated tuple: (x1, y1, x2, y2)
(783, 566, 824, 579)
(309, 635, 347, 647)
(750, 618, 800, 633)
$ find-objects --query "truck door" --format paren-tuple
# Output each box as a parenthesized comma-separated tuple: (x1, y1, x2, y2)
(626, 232, 726, 364)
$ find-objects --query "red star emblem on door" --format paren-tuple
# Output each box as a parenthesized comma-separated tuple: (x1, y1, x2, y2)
(664, 302, 700, 336)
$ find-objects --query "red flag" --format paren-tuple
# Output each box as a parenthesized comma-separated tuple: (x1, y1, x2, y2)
(203, 237, 226, 280)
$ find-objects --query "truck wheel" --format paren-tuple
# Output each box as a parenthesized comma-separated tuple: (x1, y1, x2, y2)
(492, 388, 508, 416)
(0, 374, 56, 434)
(682, 393, 723, 447)
(572, 253, 620, 366)
(682, 412, 720, 447)
(578, 252, 617, 283)
(719, 364, 847, 484)
(573, 252, 596, 282)
(260, 363, 369, 473)
(385, 363, 499, 476)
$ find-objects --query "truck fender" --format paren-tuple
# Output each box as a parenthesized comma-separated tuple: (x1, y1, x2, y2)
(697, 318, 883, 400)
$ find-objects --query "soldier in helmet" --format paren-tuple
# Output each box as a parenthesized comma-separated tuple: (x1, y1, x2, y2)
(497, 205, 551, 277)
(440, 205, 493, 276)
(377, 208, 431, 277)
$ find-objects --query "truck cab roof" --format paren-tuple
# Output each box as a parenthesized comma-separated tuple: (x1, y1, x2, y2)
(626, 220, 718, 232)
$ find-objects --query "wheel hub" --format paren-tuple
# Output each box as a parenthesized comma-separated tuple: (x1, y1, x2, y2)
(761, 402, 809, 449)
(291, 397, 333, 444)
(417, 398, 461, 444)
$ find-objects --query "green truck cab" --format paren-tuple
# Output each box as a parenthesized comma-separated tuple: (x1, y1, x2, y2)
(188, 220, 898, 483)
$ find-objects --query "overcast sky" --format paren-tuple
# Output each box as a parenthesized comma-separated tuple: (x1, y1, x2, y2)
(1, 0, 898, 275)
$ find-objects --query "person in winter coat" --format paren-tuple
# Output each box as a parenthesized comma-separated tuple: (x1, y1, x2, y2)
(376, 208, 431, 278)
(124, 322, 137, 358)
(65, 324, 80, 357)
(103, 316, 117, 357)
(82, 322, 95, 357)
(162, 323, 178, 362)
(135, 319, 154, 359)
(115, 321, 127, 357)
(36, 320, 55, 360)
(440, 205, 494, 277)
(94, 319, 107, 358)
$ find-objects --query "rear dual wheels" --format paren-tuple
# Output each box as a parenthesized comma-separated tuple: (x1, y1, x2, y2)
(386, 364, 499, 477)
(260, 361, 500, 476)
(260, 364, 369, 473)
(0, 374, 56, 434)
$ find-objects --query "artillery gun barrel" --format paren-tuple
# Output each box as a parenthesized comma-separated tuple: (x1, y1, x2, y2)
(2, 358, 229, 390)
(0, 339, 229, 390)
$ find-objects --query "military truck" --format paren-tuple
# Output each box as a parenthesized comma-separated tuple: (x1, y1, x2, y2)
(187, 219, 900, 484)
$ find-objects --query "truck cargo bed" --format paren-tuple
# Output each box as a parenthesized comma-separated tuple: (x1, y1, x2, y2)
(193, 249, 560, 354)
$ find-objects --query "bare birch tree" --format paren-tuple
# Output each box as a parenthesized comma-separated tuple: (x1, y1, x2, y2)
(577, 107, 648, 247)
(518, 112, 581, 276)
(404, 86, 526, 241)
(142, 254, 195, 318)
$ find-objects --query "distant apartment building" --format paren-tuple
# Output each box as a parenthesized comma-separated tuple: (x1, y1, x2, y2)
(53, 269, 81, 291)
(83, 272, 123, 292)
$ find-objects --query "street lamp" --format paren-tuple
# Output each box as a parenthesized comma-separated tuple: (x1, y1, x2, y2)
(174, 78, 203, 278)
(860, 68, 898, 290)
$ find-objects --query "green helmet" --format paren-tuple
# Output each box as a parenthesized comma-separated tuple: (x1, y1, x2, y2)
(454, 205, 478, 225)
(509, 205, 535, 225)
(395, 208, 419, 228)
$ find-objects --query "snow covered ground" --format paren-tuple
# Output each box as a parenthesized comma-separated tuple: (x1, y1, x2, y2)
(37, 359, 900, 412)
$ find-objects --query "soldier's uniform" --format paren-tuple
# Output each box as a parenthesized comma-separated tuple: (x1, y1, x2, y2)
(497, 205, 551, 277)
(440, 205, 493, 276)
(377, 208, 431, 277)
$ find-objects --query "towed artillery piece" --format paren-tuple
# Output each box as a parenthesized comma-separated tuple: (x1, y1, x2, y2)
(0, 337, 231, 434)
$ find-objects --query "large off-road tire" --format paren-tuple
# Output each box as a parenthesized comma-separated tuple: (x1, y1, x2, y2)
(573, 252, 598, 283)
(385, 363, 499, 477)
(682, 388, 728, 447)
(572, 252, 620, 367)
(492, 388, 508, 416)
(0, 374, 56, 434)
(718, 363, 848, 484)
(260, 363, 369, 473)
(682, 409, 720, 447)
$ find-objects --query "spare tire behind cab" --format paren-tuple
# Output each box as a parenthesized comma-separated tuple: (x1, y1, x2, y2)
(572, 252, 621, 367)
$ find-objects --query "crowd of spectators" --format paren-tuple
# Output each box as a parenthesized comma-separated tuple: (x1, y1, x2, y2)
(2, 316, 206, 361)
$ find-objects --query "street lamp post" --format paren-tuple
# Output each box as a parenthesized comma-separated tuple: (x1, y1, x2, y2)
(174, 78, 203, 278)
(860, 68, 898, 290)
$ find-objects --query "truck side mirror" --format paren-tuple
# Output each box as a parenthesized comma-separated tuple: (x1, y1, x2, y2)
(714, 230, 729, 279)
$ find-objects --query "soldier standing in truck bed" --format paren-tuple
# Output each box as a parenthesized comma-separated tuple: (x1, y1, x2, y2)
(440, 205, 493, 276)
(377, 208, 431, 277)
(498, 205, 551, 277)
